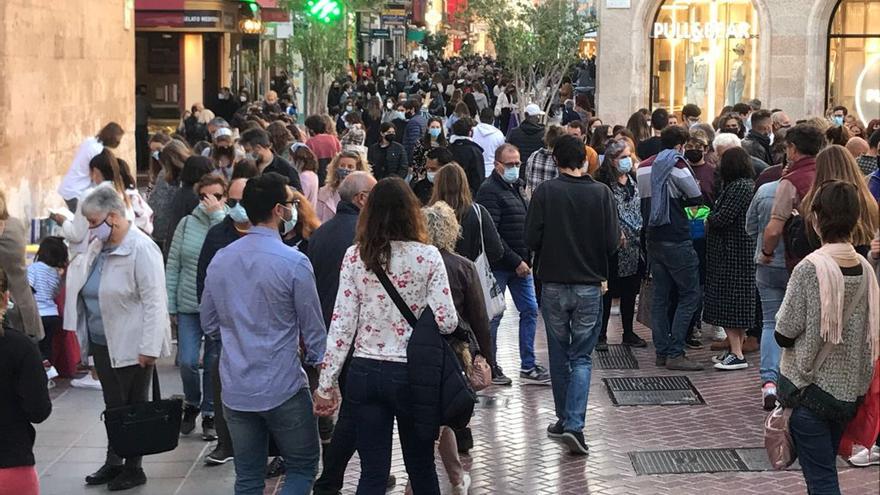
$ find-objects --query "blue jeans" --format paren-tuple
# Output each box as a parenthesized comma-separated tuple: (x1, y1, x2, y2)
(790, 406, 845, 495)
(489, 270, 538, 370)
(648, 241, 700, 359)
(224, 388, 319, 495)
(756, 265, 788, 385)
(177, 313, 219, 415)
(540, 283, 602, 433)
(345, 358, 439, 495)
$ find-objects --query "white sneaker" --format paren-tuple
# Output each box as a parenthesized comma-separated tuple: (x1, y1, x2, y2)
(451, 473, 471, 495)
(45, 366, 58, 380)
(47, 379, 56, 390)
(848, 445, 880, 467)
(711, 325, 727, 342)
(71, 374, 103, 390)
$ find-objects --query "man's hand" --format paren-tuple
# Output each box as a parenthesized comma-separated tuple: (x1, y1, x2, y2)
(138, 355, 157, 368)
(313, 389, 339, 417)
(758, 253, 773, 265)
(515, 261, 531, 278)
(50, 213, 67, 225)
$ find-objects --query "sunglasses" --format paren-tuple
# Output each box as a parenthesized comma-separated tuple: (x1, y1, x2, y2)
(200, 193, 224, 201)
(227, 198, 240, 208)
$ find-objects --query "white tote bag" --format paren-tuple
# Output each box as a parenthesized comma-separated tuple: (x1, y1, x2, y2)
(472, 205, 506, 319)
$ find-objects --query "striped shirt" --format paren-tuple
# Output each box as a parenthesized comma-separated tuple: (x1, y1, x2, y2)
(26, 262, 61, 317)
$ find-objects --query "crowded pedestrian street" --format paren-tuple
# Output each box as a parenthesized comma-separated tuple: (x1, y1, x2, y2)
(30, 312, 880, 494)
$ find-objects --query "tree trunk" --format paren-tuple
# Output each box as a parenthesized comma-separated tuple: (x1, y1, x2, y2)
(306, 68, 328, 115)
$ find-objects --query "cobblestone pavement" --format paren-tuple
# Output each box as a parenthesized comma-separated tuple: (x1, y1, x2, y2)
(36, 300, 880, 495)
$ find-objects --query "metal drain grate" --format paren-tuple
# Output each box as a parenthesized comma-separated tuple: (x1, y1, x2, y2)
(604, 376, 705, 406)
(475, 395, 509, 409)
(594, 344, 639, 369)
(629, 448, 749, 475)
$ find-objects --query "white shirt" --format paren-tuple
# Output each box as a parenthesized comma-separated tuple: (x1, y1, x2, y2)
(58, 137, 103, 200)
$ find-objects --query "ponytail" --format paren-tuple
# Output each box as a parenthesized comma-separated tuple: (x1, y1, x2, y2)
(89, 149, 131, 208)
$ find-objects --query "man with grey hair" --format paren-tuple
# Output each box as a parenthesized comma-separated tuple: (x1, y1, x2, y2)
(714, 132, 769, 176)
(309, 171, 388, 494)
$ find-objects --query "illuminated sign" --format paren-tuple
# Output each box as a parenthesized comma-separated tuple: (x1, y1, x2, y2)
(652, 22, 751, 41)
(856, 56, 880, 126)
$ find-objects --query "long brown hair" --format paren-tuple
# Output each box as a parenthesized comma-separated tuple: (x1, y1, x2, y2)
(801, 144, 879, 246)
(355, 177, 428, 272)
(160, 139, 192, 184)
(429, 163, 472, 220)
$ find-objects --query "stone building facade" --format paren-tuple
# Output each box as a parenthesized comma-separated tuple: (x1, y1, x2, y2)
(0, 0, 135, 219)
(596, 0, 877, 127)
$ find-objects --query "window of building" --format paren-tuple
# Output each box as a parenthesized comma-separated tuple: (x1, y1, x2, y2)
(650, 0, 759, 119)
(828, 0, 880, 124)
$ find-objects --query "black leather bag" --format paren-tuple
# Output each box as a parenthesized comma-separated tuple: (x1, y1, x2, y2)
(102, 368, 183, 458)
(783, 210, 819, 272)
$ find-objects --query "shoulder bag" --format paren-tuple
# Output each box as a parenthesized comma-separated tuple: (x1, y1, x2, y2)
(764, 271, 868, 469)
(472, 204, 506, 319)
(102, 368, 183, 458)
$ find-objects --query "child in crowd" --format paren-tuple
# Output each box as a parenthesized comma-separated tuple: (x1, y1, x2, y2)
(26, 236, 68, 387)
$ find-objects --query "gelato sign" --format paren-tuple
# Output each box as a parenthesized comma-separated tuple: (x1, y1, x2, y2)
(856, 56, 880, 126)
(652, 21, 752, 40)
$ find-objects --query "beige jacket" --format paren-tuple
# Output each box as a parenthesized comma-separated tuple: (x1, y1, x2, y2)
(70, 225, 171, 368)
(0, 217, 44, 340)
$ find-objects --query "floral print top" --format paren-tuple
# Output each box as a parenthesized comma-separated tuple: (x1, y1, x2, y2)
(610, 178, 642, 278)
(317, 241, 458, 396)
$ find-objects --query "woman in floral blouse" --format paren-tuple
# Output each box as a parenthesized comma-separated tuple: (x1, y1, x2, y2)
(315, 177, 458, 494)
(595, 139, 647, 350)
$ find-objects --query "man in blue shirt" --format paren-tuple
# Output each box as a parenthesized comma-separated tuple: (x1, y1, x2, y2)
(201, 172, 326, 495)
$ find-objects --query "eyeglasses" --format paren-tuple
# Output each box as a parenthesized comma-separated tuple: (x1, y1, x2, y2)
(280, 199, 301, 207)
(200, 193, 224, 201)
(227, 199, 240, 208)
(499, 161, 521, 169)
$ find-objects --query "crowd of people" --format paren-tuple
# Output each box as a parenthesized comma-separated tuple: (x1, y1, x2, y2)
(0, 55, 879, 495)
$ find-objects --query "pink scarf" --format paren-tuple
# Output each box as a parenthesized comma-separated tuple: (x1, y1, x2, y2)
(804, 243, 880, 361)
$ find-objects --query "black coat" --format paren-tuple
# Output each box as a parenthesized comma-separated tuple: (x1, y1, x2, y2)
(196, 216, 245, 301)
(474, 172, 529, 271)
(506, 120, 545, 174)
(263, 155, 303, 193)
(368, 141, 408, 180)
(307, 201, 359, 327)
(449, 138, 485, 197)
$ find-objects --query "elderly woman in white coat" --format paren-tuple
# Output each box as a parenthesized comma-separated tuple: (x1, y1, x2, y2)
(69, 187, 171, 492)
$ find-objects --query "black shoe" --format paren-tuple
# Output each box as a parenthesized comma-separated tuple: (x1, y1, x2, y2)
(107, 468, 146, 491)
(685, 337, 704, 350)
(561, 431, 589, 456)
(386, 474, 396, 490)
(547, 421, 564, 439)
(622, 334, 647, 348)
(85, 464, 124, 485)
(180, 405, 199, 435)
(204, 445, 233, 465)
(202, 416, 217, 441)
(265, 456, 285, 479)
(491, 365, 512, 386)
(595, 339, 609, 352)
(655, 356, 667, 367)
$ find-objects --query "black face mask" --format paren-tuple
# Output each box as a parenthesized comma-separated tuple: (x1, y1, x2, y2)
(684, 149, 704, 164)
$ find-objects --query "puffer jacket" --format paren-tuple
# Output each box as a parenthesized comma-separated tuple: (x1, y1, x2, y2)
(506, 120, 545, 176)
(474, 172, 529, 271)
(166, 205, 227, 314)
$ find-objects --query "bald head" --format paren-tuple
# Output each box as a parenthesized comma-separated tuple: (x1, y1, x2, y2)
(771, 111, 791, 132)
(846, 137, 869, 159)
(228, 178, 248, 201)
(338, 171, 377, 209)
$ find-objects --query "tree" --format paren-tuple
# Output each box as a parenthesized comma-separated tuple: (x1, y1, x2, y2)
(281, 0, 383, 115)
(467, 0, 596, 118)
(421, 31, 449, 59)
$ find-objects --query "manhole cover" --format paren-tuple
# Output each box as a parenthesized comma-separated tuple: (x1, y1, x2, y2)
(603, 376, 705, 405)
(594, 344, 639, 369)
(629, 449, 748, 475)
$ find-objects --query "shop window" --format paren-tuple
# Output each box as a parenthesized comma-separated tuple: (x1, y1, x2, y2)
(828, 0, 880, 124)
(650, 0, 759, 118)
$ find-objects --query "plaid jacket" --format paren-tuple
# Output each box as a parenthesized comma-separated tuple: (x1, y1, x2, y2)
(525, 147, 556, 195)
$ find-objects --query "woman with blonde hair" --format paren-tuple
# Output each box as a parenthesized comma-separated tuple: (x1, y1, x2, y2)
(801, 144, 879, 251)
(315, 151, 371, 223)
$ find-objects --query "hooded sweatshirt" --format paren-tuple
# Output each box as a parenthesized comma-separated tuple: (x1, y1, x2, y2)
(506, 120, 545, 171)
(472, 123, 506, 177)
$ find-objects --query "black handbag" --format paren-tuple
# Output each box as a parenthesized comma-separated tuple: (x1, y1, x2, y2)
(102, 368, 183, 458)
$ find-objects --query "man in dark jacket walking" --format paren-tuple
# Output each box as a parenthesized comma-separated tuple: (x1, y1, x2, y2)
(403, 99, 427, 168)
(367, 123, 408, 180)
(525, 135, 619, 456)
(475, 144, 550, 386)
(449, 118, 486, 197)
(309, 172, 388, 495)
(506, 104, 546, 179)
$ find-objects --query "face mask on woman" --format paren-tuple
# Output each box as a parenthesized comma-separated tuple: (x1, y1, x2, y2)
(386, 101, 394, 110)
(428, 128, 442, 139)
(617, 156, 633, 174)
(684, 149, 704, 164)
(90, 220, 112, 244)
(336, 167, 353, 181)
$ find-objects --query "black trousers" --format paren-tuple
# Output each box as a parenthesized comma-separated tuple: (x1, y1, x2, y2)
(600, 273, 641, 340)
(212, 346, 233, 453)
(92, 343, 153, 468)
(39, 315, 61, 362)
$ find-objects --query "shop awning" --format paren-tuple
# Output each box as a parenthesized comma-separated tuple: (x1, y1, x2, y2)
(135, 0, 185, 9)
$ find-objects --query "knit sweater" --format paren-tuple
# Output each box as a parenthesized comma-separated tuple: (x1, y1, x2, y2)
(166, 205, 226, 314)
(776, 261, 875, 421)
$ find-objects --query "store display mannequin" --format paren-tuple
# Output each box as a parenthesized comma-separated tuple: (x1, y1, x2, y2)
(726, 43, 746, 106)
(686, 45, 709, 107)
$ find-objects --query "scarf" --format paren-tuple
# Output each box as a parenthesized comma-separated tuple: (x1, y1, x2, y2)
(804, 243, 880, 361)
(648, 149, 686, 227)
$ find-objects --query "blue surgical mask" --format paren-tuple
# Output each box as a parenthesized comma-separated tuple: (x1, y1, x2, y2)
(151, 150, 160, 161)
(502, 167, 520, 183)
(427, 171, 437, 183)
(228, 203, 249, 223)
(618, 157, 633, 174)
(833, 116, 844, 126)
(280, 204, 298, 235)
(428, 128, 442, 139)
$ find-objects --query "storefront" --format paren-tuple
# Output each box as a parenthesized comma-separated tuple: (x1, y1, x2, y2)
(596, 0, 874, 127)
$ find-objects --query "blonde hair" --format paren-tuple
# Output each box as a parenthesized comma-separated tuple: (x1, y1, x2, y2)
(802, 144, 879, 246)
(422, 201, 461, 252)
(326, 151, 370, 189)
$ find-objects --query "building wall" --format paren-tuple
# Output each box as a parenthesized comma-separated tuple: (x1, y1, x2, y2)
(597, 0, 837, 126)
(0, 0, 135, 220)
